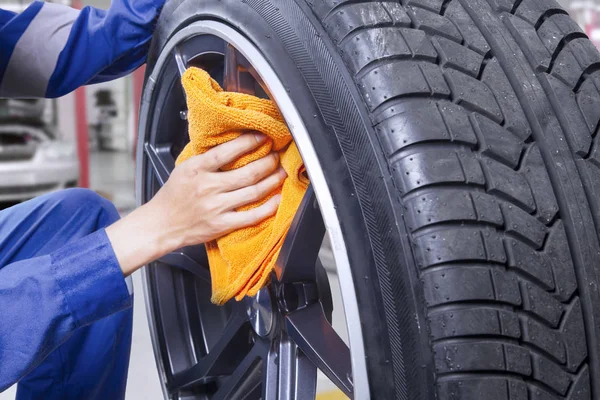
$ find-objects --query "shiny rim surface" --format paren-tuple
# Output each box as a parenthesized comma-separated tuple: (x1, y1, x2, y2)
(136, 21, 369, 400)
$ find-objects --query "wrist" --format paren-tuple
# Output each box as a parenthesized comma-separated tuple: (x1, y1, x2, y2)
(106, 202, 182, 276)
(141, 201, 184, 258)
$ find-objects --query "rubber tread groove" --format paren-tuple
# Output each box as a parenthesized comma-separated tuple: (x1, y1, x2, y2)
(534, 8, 569, 29)
(436, 371, 574, 398)
(547, 32, 589, 73)
(574, 64, 600, 92)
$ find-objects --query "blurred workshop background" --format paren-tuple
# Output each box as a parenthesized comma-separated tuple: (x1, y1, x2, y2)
(0, 0, 141, 214)
(0, 0, 599, 399)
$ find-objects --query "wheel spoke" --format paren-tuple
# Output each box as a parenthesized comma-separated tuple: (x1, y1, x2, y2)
(286, 304, 353, 397)
(277, 337, 295, 399)
(234, 51, 274, 99)
(224, 44, 256, 94)
(275, 186, 325, 283)
(168, 309, 250, 391)
(279, 335, 317, 400)
(260, 335, 317, 400)
(157, 250, 210, 283)
(262, 342, 279, 399)
(211, 339, 269, 400)
(315, 259, 334, 323)
(224, 44, 240, 92)
(144, 143, 174, 186)
(295, 347, 318, 399)
(174, 46, 187, 76)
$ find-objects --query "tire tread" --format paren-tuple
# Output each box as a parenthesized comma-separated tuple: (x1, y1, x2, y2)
(308, 0, 595, 398)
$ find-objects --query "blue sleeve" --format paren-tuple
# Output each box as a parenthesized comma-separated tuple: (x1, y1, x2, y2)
(0, 0, 164, 99)
(0, 229, 132, 391)
(0, 8, 16, 25)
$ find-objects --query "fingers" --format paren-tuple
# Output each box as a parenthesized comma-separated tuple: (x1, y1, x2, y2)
(196, 132, 268, 171)
(222, 194, 282, 230)
(222, 167, 287, 210)
(219, 152, 280, 191)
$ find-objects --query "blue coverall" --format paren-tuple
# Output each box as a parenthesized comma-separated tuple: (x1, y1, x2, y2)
(0, 0, 165, 398)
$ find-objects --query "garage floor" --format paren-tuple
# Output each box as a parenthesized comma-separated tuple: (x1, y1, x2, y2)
(0, 150, 346, 399)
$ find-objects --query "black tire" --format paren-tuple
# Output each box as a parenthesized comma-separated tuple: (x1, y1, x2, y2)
(143, 0, 600, 398)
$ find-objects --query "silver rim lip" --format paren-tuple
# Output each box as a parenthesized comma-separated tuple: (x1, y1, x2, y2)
(136, 20, 370, 399)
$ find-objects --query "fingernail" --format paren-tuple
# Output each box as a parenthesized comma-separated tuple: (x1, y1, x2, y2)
(254, 133, 267, 143)
(273, 194, 282, 203)
(279, 167, 287, 178)
(272, 152, 280, 161)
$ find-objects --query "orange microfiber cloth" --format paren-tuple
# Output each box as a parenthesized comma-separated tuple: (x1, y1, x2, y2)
(176, 67, 309, 305)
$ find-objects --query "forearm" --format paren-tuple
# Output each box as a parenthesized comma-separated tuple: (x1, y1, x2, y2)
(105, 201, 182, 277)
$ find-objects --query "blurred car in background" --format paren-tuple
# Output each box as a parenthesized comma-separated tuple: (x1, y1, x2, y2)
(0, 98, 79, 203)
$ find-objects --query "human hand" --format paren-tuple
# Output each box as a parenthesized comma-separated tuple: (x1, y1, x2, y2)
(106, 132, 285, 276)
(151, 132, 285, 247)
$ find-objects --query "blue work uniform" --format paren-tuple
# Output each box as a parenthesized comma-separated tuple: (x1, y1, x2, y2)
(0, 0, 164, 398)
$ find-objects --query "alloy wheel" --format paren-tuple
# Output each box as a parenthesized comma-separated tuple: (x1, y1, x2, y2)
(136, 21, 368, 400)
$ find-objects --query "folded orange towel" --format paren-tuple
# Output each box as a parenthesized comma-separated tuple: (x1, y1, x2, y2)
(176, 67, 309, 305)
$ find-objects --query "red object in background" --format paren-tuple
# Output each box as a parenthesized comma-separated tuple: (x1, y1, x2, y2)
(132, 65, 146, 161)
(74, 87, 90, 188)
(67, 0, 146, 185)
(71, 0, 90, 188)
(569, 2, 600, 49)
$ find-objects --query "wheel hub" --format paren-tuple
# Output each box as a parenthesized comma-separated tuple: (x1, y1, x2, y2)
(245, 287, 274, 337)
